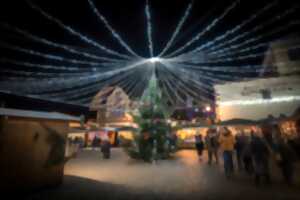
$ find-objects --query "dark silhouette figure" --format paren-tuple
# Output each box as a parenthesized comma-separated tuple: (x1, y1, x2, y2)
(276, 139, 297, 186)
(195, 134, 204, 161)
(251, 135, 271, 186)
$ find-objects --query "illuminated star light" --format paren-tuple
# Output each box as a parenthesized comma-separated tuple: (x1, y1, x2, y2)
(148, 57, 162, 63)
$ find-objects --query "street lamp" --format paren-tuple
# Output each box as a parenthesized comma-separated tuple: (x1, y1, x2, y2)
(205, 105, 212, 112)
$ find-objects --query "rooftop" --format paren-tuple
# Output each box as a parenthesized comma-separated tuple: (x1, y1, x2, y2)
(0, 107, 81, 122)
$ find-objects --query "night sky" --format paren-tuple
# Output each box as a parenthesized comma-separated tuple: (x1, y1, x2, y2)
(0, 0, 299, 108)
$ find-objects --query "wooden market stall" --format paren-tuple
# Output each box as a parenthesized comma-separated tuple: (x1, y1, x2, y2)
(0, 108, 80, 193)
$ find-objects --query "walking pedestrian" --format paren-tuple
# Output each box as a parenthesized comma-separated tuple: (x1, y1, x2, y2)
(251, 133, 271, 186)
(235, 132, 247, 171)
(288, 136, 300, 159)
(101, 135, 111, 159)
(275, 138, 297, 186)
(219, 128, 235, 179)
(242, 136, 254, 175)
(205, 128, 219, 165)
(168, 133, 177, 153)
(171, 133, 178, 152)
(92, 136, 100, 150)
(195, 134, 204, 161)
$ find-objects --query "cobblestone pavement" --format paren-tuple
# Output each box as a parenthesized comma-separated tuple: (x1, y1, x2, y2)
(26, 148, 300, 200)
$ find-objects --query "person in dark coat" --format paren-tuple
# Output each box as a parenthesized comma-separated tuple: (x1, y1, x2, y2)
(205, 128, 219, 165)
(92, 136, 100, 150)
(101, 136, 111, 159)
(242, 137, 254, 175)
(170, 133, 178, 152)
(235, 132, 247, 171)
(288, 137, 300, 159)
(251, 134, 271, 186)
(195, 134, 204, 161)
(276, 138, 297, 186)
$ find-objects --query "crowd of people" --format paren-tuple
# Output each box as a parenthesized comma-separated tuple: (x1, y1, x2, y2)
(68, 127, 300, 186)
(68, 136, 112, 159)
(195, 127, 300, 186)
(90, 135, 112, 159)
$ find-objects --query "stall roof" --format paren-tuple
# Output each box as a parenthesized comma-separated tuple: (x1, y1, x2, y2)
(174, 123, 212, 130)
(0, 108, 81, 122)
(175, 118, 259, 130)
(68, 126, 137, 133)
(216, 118, 258, 126)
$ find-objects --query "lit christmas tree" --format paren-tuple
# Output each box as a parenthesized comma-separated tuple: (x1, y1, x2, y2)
(121, 70, 174, 162)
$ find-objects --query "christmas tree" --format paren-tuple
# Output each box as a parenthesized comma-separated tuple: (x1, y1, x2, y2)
(121, 71, 175, 162)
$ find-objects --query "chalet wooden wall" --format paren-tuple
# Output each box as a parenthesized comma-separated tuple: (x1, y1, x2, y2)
(0, 117, 68, 193)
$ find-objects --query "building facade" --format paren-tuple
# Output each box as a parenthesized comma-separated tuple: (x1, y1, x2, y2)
(215, 76, 300, 121)
(90, 86, 136, 127)
(215, 37, 300, 121)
